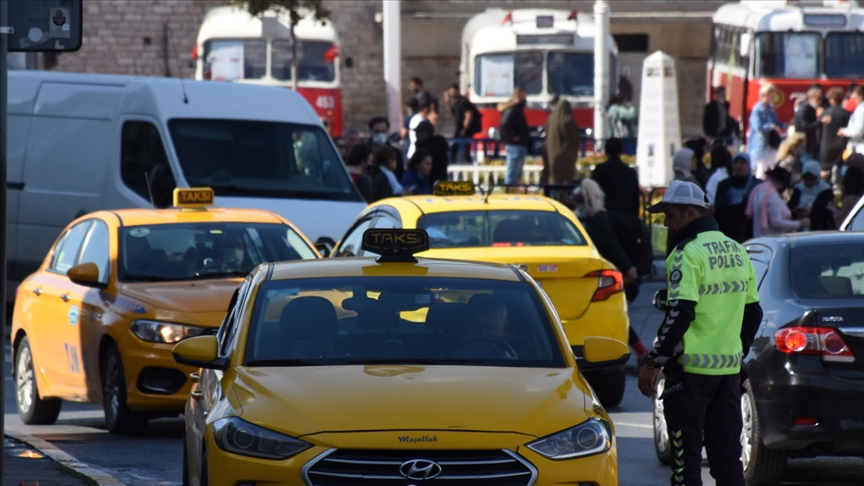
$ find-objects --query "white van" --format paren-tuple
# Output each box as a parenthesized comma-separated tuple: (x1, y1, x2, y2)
(6, 70, 365, 299)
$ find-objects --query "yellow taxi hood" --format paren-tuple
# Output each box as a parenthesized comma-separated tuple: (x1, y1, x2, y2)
(117, 280, 240, 313)
(229, 365, 593, 438)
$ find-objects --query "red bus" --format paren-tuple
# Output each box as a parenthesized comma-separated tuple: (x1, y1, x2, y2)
(460, 8, 618, 139)
(193, 6, 343, 136)
(709, 0, 864, 135)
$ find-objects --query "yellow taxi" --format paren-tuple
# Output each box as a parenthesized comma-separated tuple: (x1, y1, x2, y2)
(173, 228, 627, 486)
(10, 188, 319, 434)
(331, 182, 631, 406)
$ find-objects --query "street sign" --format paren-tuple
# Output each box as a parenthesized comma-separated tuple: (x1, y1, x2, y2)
(5, 0, 81, 52)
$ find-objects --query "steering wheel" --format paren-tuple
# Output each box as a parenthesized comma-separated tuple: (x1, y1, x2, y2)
(443, 334, 518, 360)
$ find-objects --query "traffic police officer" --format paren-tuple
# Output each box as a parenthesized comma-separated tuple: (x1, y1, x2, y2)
(638, 180, 763, 486)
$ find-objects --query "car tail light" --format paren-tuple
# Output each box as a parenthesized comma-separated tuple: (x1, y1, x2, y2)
(775, 327, 855, 362)
(586, 269, 624, 302)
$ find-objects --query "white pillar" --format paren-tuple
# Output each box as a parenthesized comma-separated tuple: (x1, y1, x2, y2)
(383, 0, 402, 134)
(593, 0, 610, 149)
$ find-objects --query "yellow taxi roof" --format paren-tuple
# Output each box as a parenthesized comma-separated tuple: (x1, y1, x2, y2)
(89, 207, 289, 227)
(386, 194, 564, 214)
(268, 257, 523, 282)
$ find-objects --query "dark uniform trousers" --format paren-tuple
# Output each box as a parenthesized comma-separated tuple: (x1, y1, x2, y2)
(662, 368, 745, 486)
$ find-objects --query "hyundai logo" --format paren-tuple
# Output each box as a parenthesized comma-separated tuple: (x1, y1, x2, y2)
(399, 459, 443, 480)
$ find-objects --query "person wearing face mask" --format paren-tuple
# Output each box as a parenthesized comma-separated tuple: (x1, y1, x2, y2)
(367, 116, 405, 182)
(788, 161, 835, 231)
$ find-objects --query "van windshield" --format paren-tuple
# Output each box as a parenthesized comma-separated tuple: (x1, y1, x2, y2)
(168, 119, 361, 202)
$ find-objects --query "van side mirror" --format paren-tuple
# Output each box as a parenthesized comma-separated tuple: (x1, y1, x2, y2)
(652, 289, 668, 311)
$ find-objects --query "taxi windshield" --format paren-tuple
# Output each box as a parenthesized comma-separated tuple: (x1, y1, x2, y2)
(119, 222, 317, 282)
(244, 277, 566, 367)
(416, 210, 587, 248)
(168, 119, 361, 202)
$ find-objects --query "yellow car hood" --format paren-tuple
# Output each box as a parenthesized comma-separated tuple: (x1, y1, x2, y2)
(118, 280, 241, 313)
(230, 365, 593, 438)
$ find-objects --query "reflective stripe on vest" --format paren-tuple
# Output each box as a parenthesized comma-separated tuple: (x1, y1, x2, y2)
(679, 352, 743, 369)
(699, 280, 750, 295)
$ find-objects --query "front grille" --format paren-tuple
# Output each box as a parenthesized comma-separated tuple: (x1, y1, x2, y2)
(303, 449, 537, 486)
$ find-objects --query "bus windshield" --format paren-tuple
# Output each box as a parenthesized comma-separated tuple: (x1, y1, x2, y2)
(756, 32, 821, 79)
(548, 52, 594, 97)
(203, 39, 336, 82)
(474, 52, 544, 97)
(825, 32, 864, 78)
(168, 119, 361, 202)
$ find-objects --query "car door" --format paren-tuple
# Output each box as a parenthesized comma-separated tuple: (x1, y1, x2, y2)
(29, 220, 92, 393)
(75, 219, 112, 397)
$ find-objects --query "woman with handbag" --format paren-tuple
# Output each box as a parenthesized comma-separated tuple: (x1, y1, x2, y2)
(748, 83, 785, 179)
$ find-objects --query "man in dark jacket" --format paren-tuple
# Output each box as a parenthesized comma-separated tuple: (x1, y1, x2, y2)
(591, 137, 641, 217)
(499, 87, 530, 185)
(444, 83, 482, 163)
(703, 86, 738, 144)
(793, 85, 824, 160)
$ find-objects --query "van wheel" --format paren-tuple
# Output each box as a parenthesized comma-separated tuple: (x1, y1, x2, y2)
(587, 369, 626, 408)
(652, 372, 672, 465)
(15, 336, 62, 424)
(742, 379, 787, 485)
(101, 344, 145, 435)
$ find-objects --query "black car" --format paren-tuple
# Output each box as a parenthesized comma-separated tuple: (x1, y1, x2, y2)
(653, 232, 864, 486)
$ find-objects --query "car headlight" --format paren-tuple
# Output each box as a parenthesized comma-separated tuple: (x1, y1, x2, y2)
(130, 320, 208, 344)
(526, 418, 612, 460)
(213, 417, 311, 460)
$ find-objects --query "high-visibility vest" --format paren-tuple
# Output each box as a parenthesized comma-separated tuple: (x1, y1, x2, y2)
(666, 230, 760, 375)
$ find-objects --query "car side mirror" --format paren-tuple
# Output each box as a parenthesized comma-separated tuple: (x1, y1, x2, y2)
(67, 262, 107, 289)
(172, 335, 228, 370)
(315, 237, 335, 258)
(653, 289, 668, 311)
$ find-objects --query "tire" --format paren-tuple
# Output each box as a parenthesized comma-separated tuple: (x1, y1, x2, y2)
(652, 372, 673, 465)
(14, 336, 62, 425)
(742, 379, 787, 486)
(587, 368, 626, 408)
(101, 344, 145, 435)
(182, 433, 190, 486)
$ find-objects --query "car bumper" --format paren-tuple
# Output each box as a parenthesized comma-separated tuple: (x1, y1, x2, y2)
(751, 355, 864, 453)
(204, 440, 618, 486)
(117, 333, 194, 414)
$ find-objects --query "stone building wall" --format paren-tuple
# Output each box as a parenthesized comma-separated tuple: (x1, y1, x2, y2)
(47, 0, 724, 139)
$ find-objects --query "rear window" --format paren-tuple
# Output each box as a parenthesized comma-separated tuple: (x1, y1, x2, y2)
(416, 210, 587, 248)
(244, 277, 566, 367)
(790, 245, 864, 298)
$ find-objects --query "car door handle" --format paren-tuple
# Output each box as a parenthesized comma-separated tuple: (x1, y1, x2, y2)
(191, 390, 203, 400)
(33, 288, 42, 296)
(61, 294, 71, 302)
(189, 372, 200, 383)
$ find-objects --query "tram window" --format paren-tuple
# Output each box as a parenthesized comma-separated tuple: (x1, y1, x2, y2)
(825, 33, 864, 78)
(756, 32, 821, 79)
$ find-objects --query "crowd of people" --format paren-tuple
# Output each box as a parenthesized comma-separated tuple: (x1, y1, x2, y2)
(693, 82, 864, 241)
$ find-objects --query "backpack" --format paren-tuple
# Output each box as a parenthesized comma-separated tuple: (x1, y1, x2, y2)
(607, 211, 654, 276)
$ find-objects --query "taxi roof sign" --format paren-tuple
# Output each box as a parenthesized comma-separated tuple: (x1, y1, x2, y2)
(433, 181, 476, 196)
(361, 229, 429, 263)
(173, 187, 214, 210)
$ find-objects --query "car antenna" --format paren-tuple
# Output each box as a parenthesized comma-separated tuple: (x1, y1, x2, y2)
(484, 183, 493, 204)
(165, 22, 189, 104)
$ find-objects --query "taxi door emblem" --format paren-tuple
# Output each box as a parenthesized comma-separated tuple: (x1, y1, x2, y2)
(399, 459, 443, 480)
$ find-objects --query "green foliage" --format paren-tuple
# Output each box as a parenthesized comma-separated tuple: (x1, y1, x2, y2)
(230, 0, 331, 25)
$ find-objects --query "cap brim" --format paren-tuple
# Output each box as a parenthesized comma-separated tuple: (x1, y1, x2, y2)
(646, 201, 673, 213)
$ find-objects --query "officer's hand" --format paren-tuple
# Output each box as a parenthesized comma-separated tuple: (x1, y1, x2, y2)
(638, 366, 660, 398)
(626, 267, 639, 280)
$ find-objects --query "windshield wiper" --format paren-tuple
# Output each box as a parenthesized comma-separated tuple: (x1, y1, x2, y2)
(342, 358, 436, 365)
(193, 271, 248, 279)
(245, 359, 318, 367)
(122, 274, 177, 282)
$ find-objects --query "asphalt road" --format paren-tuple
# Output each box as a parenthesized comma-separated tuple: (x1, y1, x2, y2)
(4, 279, 864, 485)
